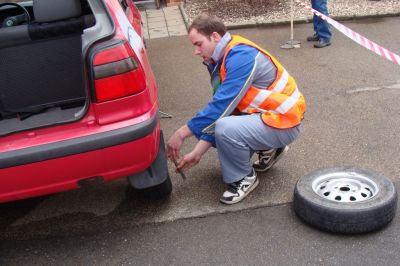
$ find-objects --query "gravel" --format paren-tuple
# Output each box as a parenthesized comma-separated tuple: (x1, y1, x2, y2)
(183, 0, 400, 26)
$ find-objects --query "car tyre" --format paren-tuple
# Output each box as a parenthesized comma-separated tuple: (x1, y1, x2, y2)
(138, 175, 172, 200)
(293, 166, 397, 234)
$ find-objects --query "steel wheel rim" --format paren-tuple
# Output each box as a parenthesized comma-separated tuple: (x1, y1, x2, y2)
(311, 171, 379, 202)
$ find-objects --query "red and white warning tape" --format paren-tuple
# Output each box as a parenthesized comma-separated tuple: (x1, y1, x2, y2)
(294, 0, 400, 66)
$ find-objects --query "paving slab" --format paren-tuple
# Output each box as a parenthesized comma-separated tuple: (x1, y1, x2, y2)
(147, 21, 167, 29)
(146, 11, 164, 18)
(139, 11, 147, 22)
(147, 16, 165, 23)
(164, 13, 183, 20)
(145, 8, 163, 14)
(142, 29, 149, 39)
(140, 3, 187, 39)
(168, 30, 187, 37)
(166, 18, 185, 27)
(149, 28, 169, 38)
(163, 10, 181, 16)
(164, 6, 179, 11)
(167, 25, 187, 36)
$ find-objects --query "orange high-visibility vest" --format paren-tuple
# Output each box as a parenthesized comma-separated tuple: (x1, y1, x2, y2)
(220, 35, 306, 129)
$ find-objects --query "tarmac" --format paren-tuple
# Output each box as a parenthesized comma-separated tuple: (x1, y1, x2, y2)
(1, 13, 400, 262)
(1, 4, 400, 265)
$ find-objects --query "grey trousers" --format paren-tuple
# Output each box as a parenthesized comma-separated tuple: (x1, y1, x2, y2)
(214, 114, 302, 183)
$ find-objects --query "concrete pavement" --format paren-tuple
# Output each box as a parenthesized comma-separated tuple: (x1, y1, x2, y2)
(136, 4, 187, 39)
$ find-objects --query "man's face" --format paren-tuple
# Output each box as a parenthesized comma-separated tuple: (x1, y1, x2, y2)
(188, 28, 220, 63)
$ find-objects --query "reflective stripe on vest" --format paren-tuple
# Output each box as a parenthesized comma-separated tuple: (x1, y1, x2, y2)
(220, 35, 306, 129)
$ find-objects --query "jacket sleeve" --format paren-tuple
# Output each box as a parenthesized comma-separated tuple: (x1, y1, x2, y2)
(187, 45, 260, 145)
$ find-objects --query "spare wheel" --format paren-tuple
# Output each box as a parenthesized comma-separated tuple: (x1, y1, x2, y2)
(293, 166, 397, 234)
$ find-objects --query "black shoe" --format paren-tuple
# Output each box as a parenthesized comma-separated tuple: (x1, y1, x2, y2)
(307, 34, 319, 42)
(220, 169, 259, 205)
(314, 39, 331, 48)
(253, 146, 289, 172)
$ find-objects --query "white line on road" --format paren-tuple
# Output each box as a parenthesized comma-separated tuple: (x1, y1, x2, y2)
(346, 81, 400, 94)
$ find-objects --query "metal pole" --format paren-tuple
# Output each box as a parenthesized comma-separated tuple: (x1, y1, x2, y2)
(290, 0, 294, 40)
(281, 0, 301, 49)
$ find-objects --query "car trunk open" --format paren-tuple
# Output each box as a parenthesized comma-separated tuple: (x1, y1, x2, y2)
(0, 32, 86, 136)
(0, 0, 112, 136)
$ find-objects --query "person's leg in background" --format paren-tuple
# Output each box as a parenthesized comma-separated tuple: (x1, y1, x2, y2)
(308, 0, 332, 48)
(307, 0, 320, 41)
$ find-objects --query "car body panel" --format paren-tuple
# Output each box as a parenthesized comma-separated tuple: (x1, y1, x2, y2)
(0, 0, 167, 203)
(0, 122, 160, 203)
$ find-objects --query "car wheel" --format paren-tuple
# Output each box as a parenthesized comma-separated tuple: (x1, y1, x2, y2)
(138, 175, 172, 200)
(293, 166, 397, 234)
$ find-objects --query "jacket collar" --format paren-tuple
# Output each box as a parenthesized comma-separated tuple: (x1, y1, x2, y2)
(211, 32, 231, 63)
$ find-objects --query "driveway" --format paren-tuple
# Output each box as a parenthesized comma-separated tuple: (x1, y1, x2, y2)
(0, 16, 399, 241)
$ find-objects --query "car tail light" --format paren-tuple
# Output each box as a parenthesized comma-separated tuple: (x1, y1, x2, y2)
(92, 41, 146, 102)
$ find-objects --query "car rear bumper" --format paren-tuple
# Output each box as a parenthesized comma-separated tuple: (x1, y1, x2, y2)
(0, 113, 158, 169)
(0, 114, 161, 203)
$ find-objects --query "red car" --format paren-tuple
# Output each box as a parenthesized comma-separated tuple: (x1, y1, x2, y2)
(0, 0, 171, 203)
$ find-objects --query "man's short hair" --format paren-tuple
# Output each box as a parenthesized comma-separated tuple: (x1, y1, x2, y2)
(189, 13, 227, 38)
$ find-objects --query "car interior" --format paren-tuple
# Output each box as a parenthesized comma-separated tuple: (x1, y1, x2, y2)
(0, 0, 96, 136)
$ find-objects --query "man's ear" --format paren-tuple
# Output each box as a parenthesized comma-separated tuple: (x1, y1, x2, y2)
(211, 32, 222, 42)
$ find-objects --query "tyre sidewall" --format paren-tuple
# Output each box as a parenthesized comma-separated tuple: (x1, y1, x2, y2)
(294, 166, 397, 233)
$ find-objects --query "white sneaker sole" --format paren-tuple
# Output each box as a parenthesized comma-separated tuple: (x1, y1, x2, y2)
(220, 178, 259, 205)
(253, 146, 289, 173)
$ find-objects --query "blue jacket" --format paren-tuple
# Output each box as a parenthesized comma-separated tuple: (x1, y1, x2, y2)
(187, 33, 277, 146)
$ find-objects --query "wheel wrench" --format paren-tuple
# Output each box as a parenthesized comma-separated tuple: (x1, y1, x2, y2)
(171, 158, 187, 180)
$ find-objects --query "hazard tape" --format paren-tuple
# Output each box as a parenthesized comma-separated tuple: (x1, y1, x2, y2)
(294, 0, 400, 66)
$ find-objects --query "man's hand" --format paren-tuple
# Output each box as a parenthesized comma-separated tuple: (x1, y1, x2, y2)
(167, 125, 193, 161)
(176, 150, 202, 171)
(167, 131, 184, 161)
(176, 140, 212, 172)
